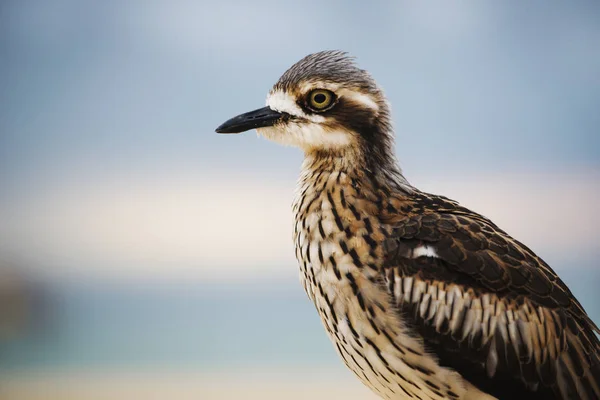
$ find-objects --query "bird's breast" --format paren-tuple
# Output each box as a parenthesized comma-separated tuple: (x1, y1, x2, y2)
(292, 169, 381, 304)
(292, 168, 384, 335)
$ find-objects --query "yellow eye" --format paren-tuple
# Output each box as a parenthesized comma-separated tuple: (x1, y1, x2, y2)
(308, 89, 335, 111)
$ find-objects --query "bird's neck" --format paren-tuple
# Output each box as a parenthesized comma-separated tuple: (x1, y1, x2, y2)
(301, 147, 413, 196)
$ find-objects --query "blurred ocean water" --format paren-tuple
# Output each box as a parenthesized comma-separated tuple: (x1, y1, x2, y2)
(1, 275, 333, 372)
(2, 260, 598, 373)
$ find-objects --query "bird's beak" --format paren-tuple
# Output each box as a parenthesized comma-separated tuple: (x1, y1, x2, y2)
(215, 106, 283, 134)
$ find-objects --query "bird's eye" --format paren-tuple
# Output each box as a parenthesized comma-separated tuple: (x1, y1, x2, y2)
(307, 89, 335, 111)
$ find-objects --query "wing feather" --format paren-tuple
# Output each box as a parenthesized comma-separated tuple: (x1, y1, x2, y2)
(381, 192, 600, 399)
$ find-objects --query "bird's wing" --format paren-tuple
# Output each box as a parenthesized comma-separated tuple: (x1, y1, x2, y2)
(380, 192, 600, 400)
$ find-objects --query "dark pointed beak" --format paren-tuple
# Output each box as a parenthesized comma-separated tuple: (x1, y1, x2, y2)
(215, 106, 283, 134)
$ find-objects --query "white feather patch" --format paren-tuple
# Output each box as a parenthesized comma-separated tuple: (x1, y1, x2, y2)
(412, 245, 438, 258)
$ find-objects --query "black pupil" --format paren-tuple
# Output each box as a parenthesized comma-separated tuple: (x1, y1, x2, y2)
(313, 93, 327, 104)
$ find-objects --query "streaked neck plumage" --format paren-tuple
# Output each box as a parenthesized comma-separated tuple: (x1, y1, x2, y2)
(299, 122, 414, 198)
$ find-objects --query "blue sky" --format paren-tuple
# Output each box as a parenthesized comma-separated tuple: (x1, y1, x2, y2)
(2, 1, 599, 182)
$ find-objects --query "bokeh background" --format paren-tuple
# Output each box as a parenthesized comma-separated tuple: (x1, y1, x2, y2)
(1, 1, 599, 399)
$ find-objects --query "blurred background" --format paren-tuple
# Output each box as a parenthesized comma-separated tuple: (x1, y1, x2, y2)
(1, 1, 599, 399)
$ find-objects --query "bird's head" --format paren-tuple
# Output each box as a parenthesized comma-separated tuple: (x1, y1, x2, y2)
(216, 51, 395, 166)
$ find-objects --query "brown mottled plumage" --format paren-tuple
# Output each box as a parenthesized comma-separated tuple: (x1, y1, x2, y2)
(216, 51, 600, 400)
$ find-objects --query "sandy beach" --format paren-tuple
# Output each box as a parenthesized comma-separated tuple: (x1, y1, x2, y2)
(0, 369, 378, 400)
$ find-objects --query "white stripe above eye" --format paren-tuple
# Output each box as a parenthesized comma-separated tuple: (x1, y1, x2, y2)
(412, 245, 438, 258)
(338, 89, 380, 111)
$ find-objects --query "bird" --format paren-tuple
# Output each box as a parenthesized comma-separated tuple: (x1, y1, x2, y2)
(215, 50, 600, 400)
